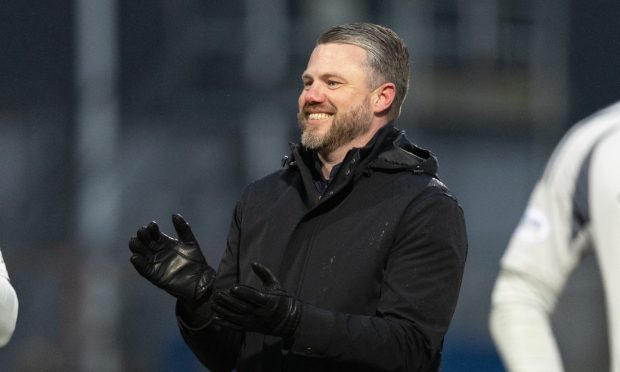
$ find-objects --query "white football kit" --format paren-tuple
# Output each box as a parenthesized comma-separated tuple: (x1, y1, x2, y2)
(490, 101, 620, 372)
(0, 249, 18, 346)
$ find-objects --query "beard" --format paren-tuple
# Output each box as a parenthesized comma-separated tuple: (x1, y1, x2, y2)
(297, 97, 373, 154)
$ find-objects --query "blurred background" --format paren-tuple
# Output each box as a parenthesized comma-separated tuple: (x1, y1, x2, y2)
(1, 0, 618, 371)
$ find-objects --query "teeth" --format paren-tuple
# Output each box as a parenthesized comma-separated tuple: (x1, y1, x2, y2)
(308, 113, 332, 120)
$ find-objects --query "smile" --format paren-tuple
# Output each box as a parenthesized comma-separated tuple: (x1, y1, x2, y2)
(307, 113, 333, 120)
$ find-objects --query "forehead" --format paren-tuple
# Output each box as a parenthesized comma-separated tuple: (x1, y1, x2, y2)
(303, 43, 369, 77)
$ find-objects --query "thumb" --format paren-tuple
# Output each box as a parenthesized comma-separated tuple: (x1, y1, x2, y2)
(251, 262, 280, 290)
(171, 214, 197, 243)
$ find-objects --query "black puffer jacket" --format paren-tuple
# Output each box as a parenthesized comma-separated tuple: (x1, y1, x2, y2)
(178, 124, 468, 372)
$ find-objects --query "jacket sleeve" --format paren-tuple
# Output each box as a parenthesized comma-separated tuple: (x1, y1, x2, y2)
(175, 198, 246, 372)
(288, 190, 468, 371)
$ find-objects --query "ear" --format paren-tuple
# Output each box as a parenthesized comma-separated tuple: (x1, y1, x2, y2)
(372, 83, 396, 115)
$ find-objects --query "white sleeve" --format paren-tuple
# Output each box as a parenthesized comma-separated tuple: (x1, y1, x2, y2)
(498, 179, 586, 294)
(0, 250, 18, 347)
(489, 105, 620, 371)
(490, 270, 564, 372)
(589, 130, 620, 372)
(489, 150, 584, 372)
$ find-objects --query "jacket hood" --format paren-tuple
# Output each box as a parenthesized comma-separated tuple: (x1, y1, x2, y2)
(368, 128, 438, 177)
(283, 124, 439, 179)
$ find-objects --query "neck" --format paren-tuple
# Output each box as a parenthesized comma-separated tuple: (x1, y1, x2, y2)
(317, 150, 346, 180)
(316, 123, 386, 179)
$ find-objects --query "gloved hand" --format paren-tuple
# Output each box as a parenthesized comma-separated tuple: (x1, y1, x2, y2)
(129, 214, 216, 309)
(212, 262, 302, 339)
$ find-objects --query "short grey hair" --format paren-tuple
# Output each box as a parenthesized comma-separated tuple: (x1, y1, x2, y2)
(317, 22, 410, 120)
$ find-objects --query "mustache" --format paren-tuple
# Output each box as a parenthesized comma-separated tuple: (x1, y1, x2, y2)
(302, 103, 336, 114)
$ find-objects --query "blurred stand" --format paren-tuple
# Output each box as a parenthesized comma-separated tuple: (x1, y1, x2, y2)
(0, 1, 618, 371)
(75, 0, 121, 371)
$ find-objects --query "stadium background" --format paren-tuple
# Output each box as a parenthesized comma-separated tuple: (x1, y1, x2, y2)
(0, 1, 618, 371)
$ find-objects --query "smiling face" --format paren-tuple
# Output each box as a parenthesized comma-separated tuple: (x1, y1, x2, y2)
(297, 43, 378, 155)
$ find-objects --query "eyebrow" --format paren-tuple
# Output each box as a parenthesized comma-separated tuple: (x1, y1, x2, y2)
(301, 72, 346, 81)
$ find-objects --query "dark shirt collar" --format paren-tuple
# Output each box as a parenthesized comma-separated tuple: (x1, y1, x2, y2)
(310, 124, 395, 194)
(312, 152, 342, 194)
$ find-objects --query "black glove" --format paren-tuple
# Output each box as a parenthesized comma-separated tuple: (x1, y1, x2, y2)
(129, 214, 216, 309)
(212, 262, 302, 339)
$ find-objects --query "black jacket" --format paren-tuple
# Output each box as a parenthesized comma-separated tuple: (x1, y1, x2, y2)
(178, 124, 468, 372)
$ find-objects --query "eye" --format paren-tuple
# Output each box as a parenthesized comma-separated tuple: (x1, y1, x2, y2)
(326, 80, 341, 88)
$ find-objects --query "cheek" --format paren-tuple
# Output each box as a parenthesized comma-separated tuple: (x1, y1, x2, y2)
(297, 91, 307, 110)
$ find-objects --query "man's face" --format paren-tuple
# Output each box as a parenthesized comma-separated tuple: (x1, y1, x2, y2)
(297, 43, 375, 153)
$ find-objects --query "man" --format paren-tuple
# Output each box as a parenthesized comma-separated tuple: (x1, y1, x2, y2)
(0, 248, 18, 347)
(490, 101, 620, 372)
(130, 22, 467, 371)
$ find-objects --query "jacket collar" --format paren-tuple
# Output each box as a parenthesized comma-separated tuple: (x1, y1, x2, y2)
(283, 123, 438, 178)
(281, 124, 439, 208)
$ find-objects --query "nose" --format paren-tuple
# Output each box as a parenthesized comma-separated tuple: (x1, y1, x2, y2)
(300, 82, 325, 105)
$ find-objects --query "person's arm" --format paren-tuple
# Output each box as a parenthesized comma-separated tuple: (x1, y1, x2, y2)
(291, 192, 467, 370)
(488, 151, 585, 372)
(0, 250, 18, 347)
(489, 270, 564, 372)
(175, 202, 246, 372)
(488, 183, 572, 372)
(176, 309, 244, 372)
(214, 190, 467, 371)
(129, 214, 243, 371)
(589, 130, 620, 368)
